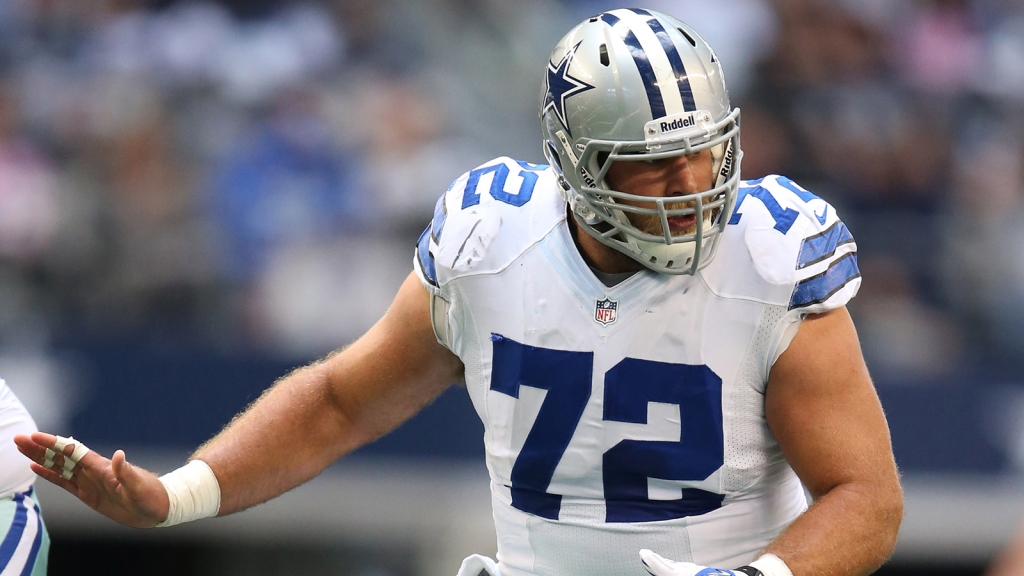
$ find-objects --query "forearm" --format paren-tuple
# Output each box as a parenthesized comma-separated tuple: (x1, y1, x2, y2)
(15, 274, 458, 530)
(192, 358, 356, 515)
(764, 480, 903, 576)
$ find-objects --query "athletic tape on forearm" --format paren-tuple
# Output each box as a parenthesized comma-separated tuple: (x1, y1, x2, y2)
(749, 554, 794, 576)
(154, 460, 221, 528)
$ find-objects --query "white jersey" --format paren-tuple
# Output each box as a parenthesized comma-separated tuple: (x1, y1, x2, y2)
(0, 379, 39, 497)
(414, 158, 860, 576)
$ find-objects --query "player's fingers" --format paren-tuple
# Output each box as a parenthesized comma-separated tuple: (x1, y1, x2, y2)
(13, 434, 50, 462)
(21, 434, 108, 489)
(111, 451, 136, 489)
(14, 434, 69, 474)
(13, 432, 64, 460)
(28, 431, 59, 449)
(29, 461, 81, 497)
(639, 549, 690, 576)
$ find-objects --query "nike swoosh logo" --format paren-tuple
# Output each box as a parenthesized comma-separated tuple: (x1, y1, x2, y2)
(814, 204, 828, 224)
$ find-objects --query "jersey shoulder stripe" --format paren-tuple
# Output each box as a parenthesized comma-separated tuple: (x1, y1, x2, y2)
(796, 220, 854, 270)
(790, 252, 860, 309)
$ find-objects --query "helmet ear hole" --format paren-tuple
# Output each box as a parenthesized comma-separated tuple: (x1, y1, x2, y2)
(547, 142, 563, 171)
(677, 27, 697, 47)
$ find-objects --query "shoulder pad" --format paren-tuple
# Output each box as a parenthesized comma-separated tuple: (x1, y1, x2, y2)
(414, 157, 563, 289)
(702, 175, 860, 312)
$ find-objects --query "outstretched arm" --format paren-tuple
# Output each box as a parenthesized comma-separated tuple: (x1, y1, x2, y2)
(761, 307, 904, 575)
(16, 272, 463, 526)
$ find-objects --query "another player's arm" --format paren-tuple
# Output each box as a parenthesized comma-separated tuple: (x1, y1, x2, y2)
(761, 306, 903, 576)
(17, 272, 463, 526)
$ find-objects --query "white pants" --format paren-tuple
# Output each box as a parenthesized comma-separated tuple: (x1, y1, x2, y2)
(0, 488, 48, 576)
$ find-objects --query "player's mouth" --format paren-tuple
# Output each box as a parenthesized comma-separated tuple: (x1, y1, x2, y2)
(667, 215, 697, 231)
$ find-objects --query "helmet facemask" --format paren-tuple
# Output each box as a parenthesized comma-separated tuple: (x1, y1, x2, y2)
(546, 108, 742, 275)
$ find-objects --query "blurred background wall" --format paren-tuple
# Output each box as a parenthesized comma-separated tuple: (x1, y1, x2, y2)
(1, 0, 1023, 574)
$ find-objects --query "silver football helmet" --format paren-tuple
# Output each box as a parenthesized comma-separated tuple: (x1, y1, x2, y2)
(540, 8, 742, 275)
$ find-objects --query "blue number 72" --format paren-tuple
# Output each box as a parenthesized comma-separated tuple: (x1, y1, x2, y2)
(728, 176, 821, 234)
(462, 160, 546, 209)
(489, 334, 725, 523)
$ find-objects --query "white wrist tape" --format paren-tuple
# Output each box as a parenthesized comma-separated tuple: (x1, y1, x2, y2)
(749, 554, 794, 576)
(154, 460, 222, 528)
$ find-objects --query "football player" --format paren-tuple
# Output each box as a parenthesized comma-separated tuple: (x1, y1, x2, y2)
(15, 9, 902, 576)
(1, 380, 49, 575)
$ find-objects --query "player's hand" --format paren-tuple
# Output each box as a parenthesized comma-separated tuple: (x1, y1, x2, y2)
(13, 432, 170, 528)
(640, 549, 744, 576)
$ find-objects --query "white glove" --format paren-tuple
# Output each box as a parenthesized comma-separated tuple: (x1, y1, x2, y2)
(639, 549, 746, 576)
(456, 554, 501, 576)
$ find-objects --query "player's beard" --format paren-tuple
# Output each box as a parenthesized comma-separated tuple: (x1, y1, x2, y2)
(624, 200, 720, 238)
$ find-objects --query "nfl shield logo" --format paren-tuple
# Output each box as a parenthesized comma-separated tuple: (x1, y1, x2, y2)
(594, 298, 618, 325)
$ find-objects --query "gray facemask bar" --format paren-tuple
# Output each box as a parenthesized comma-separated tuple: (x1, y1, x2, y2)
(569, 109, 742, 275)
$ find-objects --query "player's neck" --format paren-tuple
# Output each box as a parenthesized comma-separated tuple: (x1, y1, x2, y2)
(568, 215, 644, 275)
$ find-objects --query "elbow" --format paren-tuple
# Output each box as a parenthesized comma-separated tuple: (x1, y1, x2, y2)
(872, 478, 905, 566)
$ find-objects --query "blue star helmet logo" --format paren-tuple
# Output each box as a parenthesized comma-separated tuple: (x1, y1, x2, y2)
(543, 41, 595, 137)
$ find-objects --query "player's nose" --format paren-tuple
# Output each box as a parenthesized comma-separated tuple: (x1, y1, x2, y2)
(665, 155, 699, 196)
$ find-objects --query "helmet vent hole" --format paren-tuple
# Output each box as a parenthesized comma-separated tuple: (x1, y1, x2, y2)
(666, 260, 674, 267)
(677, 28, 697, 47)
(589, 16, 599, 22)
(546, 142, 562, 171)
(599, 44, 609, 66)
(650, 256, 657, 264)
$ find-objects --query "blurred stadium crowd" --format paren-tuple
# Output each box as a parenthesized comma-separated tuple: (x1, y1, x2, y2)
(0, 0, 1023, 457)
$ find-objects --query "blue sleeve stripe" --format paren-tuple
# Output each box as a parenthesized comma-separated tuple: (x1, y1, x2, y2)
(430, 194, 447, 243)
(796, 221, 855, 269)
(790, 252, 860, 309)
(416, 225, 438, 287)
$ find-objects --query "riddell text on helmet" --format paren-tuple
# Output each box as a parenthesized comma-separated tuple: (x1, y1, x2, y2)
(660, 116, 696, 132)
